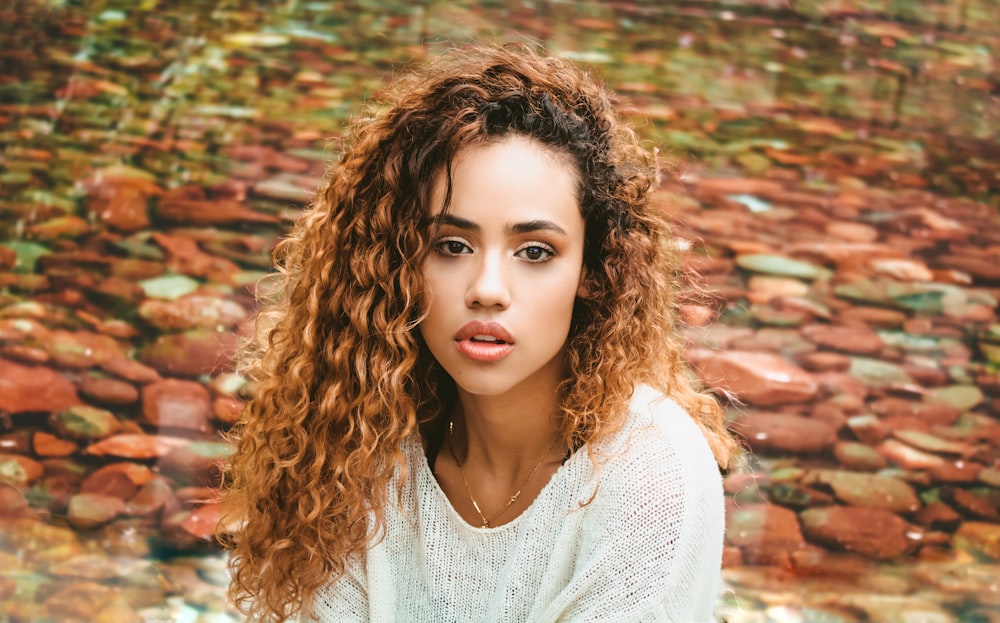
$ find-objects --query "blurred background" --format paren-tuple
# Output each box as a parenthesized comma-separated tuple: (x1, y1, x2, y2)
(0, 0, 997, 621)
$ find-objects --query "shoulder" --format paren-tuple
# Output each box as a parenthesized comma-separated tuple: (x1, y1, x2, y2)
(598, 384, 722, 490)
(581, 385, 725, 549)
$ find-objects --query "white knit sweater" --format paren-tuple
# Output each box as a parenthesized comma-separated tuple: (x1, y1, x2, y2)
(310, 386, 725, 622)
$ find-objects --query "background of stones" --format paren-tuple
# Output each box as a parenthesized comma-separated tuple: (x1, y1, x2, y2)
(0, 0, 997, 621)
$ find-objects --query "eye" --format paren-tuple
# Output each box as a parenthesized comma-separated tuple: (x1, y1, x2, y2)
(435, 238, 472, 256)
(515, 244, 555, 262)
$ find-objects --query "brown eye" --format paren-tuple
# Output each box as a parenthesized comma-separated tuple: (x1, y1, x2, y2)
(436, 239, 472, 256)
(515, 244, 554, 262)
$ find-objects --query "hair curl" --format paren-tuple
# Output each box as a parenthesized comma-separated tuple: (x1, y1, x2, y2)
(219, 43, 737, 623)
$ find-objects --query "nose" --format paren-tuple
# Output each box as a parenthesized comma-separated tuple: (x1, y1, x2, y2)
(465, 252, 511, 309)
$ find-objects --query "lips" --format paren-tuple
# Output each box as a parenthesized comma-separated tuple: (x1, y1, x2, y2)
(454, 321, 515, 362)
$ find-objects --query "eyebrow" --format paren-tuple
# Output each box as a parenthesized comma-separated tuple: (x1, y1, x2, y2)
(425, 214, 568, 236)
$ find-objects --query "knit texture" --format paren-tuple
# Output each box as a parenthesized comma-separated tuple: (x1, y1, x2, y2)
(309, 386, 725, 622)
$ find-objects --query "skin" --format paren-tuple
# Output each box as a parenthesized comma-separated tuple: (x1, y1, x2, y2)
(420, 135, 586, 527)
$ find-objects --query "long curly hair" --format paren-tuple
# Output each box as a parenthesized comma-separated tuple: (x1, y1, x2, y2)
(219, 43, 737, 623)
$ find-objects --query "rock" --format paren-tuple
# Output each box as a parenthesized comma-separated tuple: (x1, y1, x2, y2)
(691, 349, 818, 405)
(141, 378, 213, 431)
(0, 358, 80, 414)
(726, 502, 805, 565)
(802, 324, 885, 356)
(736, 253, 830, 280)
(800, 506, 920, 559)
(797, 351, 852, 372)
(941, 487, 1000, 521)
(747, 275, 811, 298)
(81, 463, 155, 499)
(868, 398, 960, 425)
(979, 467, 1000, 488)
(77, 375, 139, 406)
(954, 522, 1000, 560)
(32, 431, 77, 457)
(161, 503, 222, 548)
(877, 438, 948, 470)
(914, 502, 962, 529)
(138, 273, 202, 301)
(159, 441, 233, 486)
(802, 470, 920, 513)
(893, 430, 973, 455)
(212, 395, 245, 424)
(99, 355, 162, 384)
(139, 329, 238, 378)
(0, 454, 44, 485)
(157, 186, 280, 226)
(826, 221, 879, 243)
(138, 294, 247, 331)
(927, 384, 984, 411)
(126, 476, 181, 518)
(846, 414, 888, 444)
(151, 232, 241, 283)
(848, 356, 913, 388)
(81, 165, 161, 232)
(67, 493, 126, 529)
(49, 405, 122, 441)
(869, 258, 935, 282)
(0, 481, 31, 516)
(929, 460, 982, 483)
(84, 433, 189, 459)
(833, 441, 888, 471)
(732, 412, 837, 454)
(838, 305, 908, 329)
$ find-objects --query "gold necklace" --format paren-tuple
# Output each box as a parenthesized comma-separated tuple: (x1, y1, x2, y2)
(448, 419, 560, 528)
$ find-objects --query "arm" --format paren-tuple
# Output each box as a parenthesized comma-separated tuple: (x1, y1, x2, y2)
(303, 564, 369, 623)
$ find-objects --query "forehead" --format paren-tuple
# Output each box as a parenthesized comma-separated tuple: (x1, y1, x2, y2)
(428, 136, 581, 221)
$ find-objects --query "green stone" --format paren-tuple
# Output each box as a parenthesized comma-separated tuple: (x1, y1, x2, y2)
(138, 274, 201, 301)
(928, 385, 984, 411)
(848, 357, 913, 387)
(2, 241, 51, 273)
(736, 254, 829, 280)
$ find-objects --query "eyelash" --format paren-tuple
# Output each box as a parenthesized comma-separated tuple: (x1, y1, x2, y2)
(433, 238, 556, 263)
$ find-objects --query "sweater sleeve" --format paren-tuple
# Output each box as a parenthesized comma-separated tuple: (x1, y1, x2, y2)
(540, 389, 725, 623)
(306, 563, 369, 623)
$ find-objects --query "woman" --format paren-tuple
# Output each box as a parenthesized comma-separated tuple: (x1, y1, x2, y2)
(220, 44, 737, 623)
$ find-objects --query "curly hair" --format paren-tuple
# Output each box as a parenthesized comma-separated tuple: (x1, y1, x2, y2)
(219, 43, 737, 623)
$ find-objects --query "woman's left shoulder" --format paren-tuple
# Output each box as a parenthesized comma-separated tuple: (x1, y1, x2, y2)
(601, 385, 722, 492)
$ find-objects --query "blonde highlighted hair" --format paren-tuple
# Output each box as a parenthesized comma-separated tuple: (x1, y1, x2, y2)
(220, 43, 736, 622)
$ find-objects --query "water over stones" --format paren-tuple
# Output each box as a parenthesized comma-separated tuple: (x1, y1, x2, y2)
(2, 0, 999, 620)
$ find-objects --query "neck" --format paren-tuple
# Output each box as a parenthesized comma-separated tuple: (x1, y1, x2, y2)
(451, 387, 563, 476)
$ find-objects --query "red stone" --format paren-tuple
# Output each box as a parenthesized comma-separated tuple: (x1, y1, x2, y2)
(82, 167, 161, 232)
(99, 356, 162, 384)
(800, 506, 920, 559)
(83, 433, 189, 459)
(797, 351, 852, 372)
(77, 376, 139, 406)
(732, 412, 837, 454)
(0, 358, 80, 414)
(212, 396, 244, 425)
(141, 378, 213, 431)
(691, 349, 818, 406)
(139, 330, 239, 378)
(802, 324, 884, 356)
(32, 431, 77, 457)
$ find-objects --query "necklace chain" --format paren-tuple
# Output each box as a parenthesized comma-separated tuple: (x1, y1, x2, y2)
(448, 419, 560, 528)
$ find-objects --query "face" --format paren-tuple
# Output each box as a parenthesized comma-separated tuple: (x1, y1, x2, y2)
(419, 135, 586, 400)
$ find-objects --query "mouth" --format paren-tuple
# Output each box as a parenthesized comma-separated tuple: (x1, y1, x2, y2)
(454, 321, 515, 344)
(454, 321, 515, 362)
(469, 334, 507, 344)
